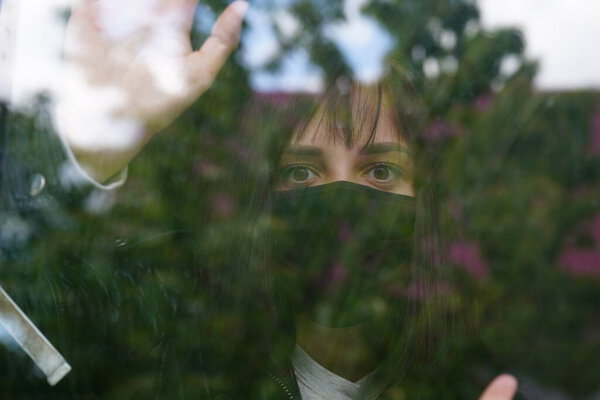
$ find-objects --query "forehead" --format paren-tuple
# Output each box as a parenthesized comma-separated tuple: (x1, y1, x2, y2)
(290, 85, 407, 148)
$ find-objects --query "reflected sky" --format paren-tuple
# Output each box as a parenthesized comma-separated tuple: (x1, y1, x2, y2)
(2, 0, 600, 107)
(480, 0, 600, 90)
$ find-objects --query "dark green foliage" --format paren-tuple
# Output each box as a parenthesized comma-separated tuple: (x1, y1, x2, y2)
(1, 0, 599, 399)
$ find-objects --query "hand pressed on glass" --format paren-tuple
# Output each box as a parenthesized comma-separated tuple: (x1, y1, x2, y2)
(56, 0, 248, 183)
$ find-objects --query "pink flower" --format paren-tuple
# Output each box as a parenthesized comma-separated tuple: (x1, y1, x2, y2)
(473, 93, 494, 112)
(559, 250, 600, 279)
(319, 261, 348, 293)
(211, 193, 236, 217)
(328, 261, 347, 284)
(425, 118, 463, 141)
(448, 241, 488, 280)
(256, 92, 303, 107)
(559, 213, 600, 278)
(194, 160, 222, 180)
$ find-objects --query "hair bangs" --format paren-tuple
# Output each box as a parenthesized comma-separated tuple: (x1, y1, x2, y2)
(291, 79, 388, 149)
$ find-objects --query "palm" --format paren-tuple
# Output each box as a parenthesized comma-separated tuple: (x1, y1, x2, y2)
(56, 0, 247, 182)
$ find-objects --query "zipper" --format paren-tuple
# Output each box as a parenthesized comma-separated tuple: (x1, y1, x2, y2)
(269, 372, 297, 400)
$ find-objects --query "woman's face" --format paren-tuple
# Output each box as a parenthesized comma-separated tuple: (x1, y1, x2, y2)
(270, 91, 416, 327)
(275, 95, 414, 196)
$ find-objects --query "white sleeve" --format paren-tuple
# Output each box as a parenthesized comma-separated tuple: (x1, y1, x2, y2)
(58, 131, 129, 190)
(2, 0, 135, 190)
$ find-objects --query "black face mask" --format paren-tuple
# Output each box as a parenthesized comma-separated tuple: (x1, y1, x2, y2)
(270, 181, 415, 327)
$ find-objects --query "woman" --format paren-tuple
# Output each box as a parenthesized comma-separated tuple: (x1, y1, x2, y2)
(249, 76, 435, 399)
(56, 0, 520, 398)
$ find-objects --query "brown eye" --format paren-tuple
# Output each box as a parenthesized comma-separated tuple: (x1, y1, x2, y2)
(366, 163, 403, 184)
(279, 165, 318, 186)
(372, 166, 390, 181)
(291, 167, 311, 182)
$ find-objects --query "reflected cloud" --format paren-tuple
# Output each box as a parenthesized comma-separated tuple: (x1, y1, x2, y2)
(323, 0, 393, 83)
(480, 0, 600, 90)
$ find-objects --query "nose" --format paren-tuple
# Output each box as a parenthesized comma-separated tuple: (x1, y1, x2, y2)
(322, 154, 356, 185)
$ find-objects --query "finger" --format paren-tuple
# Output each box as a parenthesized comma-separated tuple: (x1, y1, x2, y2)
(66, 0, 109, 58)
(69, 0, 101, 34)
(479, 374, 518, 400)
(184, 0, 248, 93)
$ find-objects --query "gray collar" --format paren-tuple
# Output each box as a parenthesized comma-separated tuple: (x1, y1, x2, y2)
(292, 346, 370, 400)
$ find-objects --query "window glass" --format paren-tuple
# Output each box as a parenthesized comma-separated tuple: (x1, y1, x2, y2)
(1, 0, 599, 399)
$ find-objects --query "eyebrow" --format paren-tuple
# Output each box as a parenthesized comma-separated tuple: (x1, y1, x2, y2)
(282, 146, 323, 157)
(359, 142, 410, 155)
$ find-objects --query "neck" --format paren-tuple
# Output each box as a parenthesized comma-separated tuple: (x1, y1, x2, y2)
(295, 315, 379, 382)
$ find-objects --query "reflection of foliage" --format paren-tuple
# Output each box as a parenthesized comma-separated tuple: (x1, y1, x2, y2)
(434, 74, 600, 398)
(1, 0, 600, 399)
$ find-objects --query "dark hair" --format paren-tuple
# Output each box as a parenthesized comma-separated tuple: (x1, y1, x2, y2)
(203, 63, 453, 398)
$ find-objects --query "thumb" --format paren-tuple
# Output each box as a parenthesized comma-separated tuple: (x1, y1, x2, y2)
(479, 374, 518, 400)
